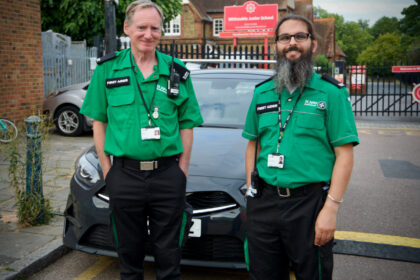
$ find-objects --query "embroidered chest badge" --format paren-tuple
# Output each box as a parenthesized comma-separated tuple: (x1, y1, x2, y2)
(317, 101, 326, 110)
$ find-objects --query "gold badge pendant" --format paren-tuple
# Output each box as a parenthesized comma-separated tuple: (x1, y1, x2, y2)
(152, 106, 159, 119)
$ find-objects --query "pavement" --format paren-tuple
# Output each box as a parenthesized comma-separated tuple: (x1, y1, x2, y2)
(0, 119, 419, 280)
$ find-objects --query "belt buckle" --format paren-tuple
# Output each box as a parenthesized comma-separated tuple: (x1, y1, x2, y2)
(140, 161, 157, 171)
(277, 187, 291, 198)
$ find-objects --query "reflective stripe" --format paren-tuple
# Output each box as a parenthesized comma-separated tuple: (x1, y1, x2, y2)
(243, 233, 250, 271)
(110, 213, 119, 248)
(178, 211, 188, 247)
(317, 247, 322, 280)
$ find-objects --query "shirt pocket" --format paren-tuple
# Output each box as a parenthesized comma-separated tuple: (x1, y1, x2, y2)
(294, 113, 325, 140)
(296, 114, 324, 130)
(107, 87, 135, 127)
(258, 112, 278, 130)
(108, 87, 135, 106)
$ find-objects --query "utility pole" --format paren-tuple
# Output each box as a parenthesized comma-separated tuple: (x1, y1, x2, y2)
(104, 0, 118, 54)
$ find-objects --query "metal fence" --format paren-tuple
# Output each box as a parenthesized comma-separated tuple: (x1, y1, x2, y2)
(42, 31, 97, 97)
(96, 38, 420, 117)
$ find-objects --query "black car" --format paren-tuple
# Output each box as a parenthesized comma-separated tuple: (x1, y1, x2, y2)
(63, 69, 273, 268)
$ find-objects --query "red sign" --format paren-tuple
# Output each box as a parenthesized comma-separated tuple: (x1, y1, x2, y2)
(392, 66, 420, 73)
(413, 84, 420, 103)
(349, 65, 366, 73)
(219, 31, 275, 38)
(224, 1, 278, 31)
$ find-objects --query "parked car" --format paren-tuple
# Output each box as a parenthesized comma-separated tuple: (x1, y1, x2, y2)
(43, 81, 92, 136)
(63, 69, 273, 268)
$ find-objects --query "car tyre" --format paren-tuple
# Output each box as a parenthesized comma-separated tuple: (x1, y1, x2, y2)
(55, 105, 84, 136)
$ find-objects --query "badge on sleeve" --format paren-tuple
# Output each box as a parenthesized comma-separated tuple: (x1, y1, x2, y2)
(267, 154, 284, 168)
(141, 127, 161, 140)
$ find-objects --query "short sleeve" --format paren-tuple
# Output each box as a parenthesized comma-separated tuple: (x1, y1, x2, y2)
(326, 87, 359, 147)
(242, 90, 258, 140)
(178, 76, 204, 129)
(80, 65, 108, 122)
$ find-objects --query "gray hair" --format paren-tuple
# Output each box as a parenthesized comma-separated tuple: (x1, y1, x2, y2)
(125, 0, 165, 26)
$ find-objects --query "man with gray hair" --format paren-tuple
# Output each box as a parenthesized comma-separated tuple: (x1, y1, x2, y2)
(80, 1, 203, 279)
(242, 14, 359, 279)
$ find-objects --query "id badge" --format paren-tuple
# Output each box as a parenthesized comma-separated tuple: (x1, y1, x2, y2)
(141, 127, 161, 140)
(267, 153, 284, 168)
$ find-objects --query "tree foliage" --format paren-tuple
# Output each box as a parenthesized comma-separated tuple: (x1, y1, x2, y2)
(399, 0, 420, 37)
(369, 16, 400, 39)
(357, 33, 405, 64)
(41, 0, 182, 45)
(314, 7, 373, 64)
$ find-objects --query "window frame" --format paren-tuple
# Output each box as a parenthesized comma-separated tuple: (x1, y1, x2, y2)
(213, 18, 224, 37)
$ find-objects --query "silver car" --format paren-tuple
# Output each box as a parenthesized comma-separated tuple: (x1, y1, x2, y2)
(43, 82, 93, 136)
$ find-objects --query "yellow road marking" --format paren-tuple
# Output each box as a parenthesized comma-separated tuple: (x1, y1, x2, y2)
(335, 231, 420, 249)
(74, 256, 115, 280)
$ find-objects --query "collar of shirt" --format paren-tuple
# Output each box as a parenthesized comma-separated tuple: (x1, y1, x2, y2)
(111, 49, 171, 80)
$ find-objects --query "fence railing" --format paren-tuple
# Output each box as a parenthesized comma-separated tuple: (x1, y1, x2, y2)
(59, 38, 420, 117)
(42, 31, 97, 97)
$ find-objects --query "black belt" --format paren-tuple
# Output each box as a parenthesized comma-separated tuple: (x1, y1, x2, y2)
(261, 179, 324, 198)
(114, 155, 178, 171)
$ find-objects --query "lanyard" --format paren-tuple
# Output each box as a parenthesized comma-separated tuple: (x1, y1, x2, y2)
(276, 88, 304, 153)
(129, 52, 157, 127)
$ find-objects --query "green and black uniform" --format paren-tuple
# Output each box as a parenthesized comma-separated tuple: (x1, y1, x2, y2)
(81, 48, 203, 280)
(242, 72, 359, 280)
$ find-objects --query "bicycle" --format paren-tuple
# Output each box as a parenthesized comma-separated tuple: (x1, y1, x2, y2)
(0, 118, 18, 143)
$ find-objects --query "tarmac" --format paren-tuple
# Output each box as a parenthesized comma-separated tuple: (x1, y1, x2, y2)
(0, 119, 419, 280)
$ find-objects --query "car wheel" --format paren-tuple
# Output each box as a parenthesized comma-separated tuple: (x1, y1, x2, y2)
(55, 106, 84, 136)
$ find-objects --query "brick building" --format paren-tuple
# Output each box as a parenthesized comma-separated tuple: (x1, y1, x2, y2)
(0, 0, 44, 122)
(161, 0, 343, 61)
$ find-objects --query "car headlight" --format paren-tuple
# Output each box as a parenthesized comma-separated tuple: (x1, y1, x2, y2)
(75, 154, 100, 186)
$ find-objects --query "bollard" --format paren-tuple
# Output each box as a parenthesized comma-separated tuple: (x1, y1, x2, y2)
(25, 116, 44, 221)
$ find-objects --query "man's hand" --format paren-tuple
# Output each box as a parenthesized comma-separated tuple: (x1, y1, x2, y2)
(314, 199, 339, 246)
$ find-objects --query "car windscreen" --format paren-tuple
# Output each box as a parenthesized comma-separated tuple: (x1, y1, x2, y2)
(191, 74, 269, 127)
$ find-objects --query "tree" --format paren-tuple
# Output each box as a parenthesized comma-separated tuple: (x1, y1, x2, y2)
(314, 7, 373, 64)
(41, 0, 182, 45)
(369, 16, 400, 39)
(337, 22, 373, 64)
(399, 0, 420, 37)
(357, 33, 406, 64)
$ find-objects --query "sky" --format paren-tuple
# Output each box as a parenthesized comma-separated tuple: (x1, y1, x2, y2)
(312, 0, 416, 25)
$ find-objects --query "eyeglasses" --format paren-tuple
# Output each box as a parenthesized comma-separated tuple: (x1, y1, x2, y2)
(276, 32, 312, 44)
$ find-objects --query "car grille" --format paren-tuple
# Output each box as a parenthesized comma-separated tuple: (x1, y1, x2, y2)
(182, 236, 245, 262)
(80, 226, 245, 263)
(186, 191, 238, 213)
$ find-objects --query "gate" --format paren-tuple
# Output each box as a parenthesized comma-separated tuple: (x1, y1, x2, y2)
(42, 31, 97, 97)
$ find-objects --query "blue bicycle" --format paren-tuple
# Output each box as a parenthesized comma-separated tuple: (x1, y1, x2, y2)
(0, 118, 18, 143)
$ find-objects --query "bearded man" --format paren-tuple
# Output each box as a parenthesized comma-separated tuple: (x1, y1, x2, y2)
(242, 14, 359, 280)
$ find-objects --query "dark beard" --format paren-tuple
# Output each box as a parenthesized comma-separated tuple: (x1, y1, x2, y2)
(275, 47, 313, 94)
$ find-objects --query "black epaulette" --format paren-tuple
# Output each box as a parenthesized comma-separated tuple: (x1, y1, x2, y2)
(173, 62, 190, 81)
(255, 75, 275, 88)
(321, 74, 345, 88)
(96, 52, 117, 65)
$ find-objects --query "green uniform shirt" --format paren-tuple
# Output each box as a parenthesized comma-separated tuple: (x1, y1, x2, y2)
(80, 48, 203, 160)
(242, 73, 359, 189)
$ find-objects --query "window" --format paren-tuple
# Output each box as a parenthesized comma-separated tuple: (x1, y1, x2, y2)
(164, 15, 181, 36)
(213, 18, 224, 36)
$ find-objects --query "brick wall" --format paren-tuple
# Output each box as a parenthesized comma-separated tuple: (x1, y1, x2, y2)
(0, 0, 43, 123)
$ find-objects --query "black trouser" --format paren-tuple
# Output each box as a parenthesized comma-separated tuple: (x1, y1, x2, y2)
(105, 156, 186, 280)
(246, 180, 333, 280)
